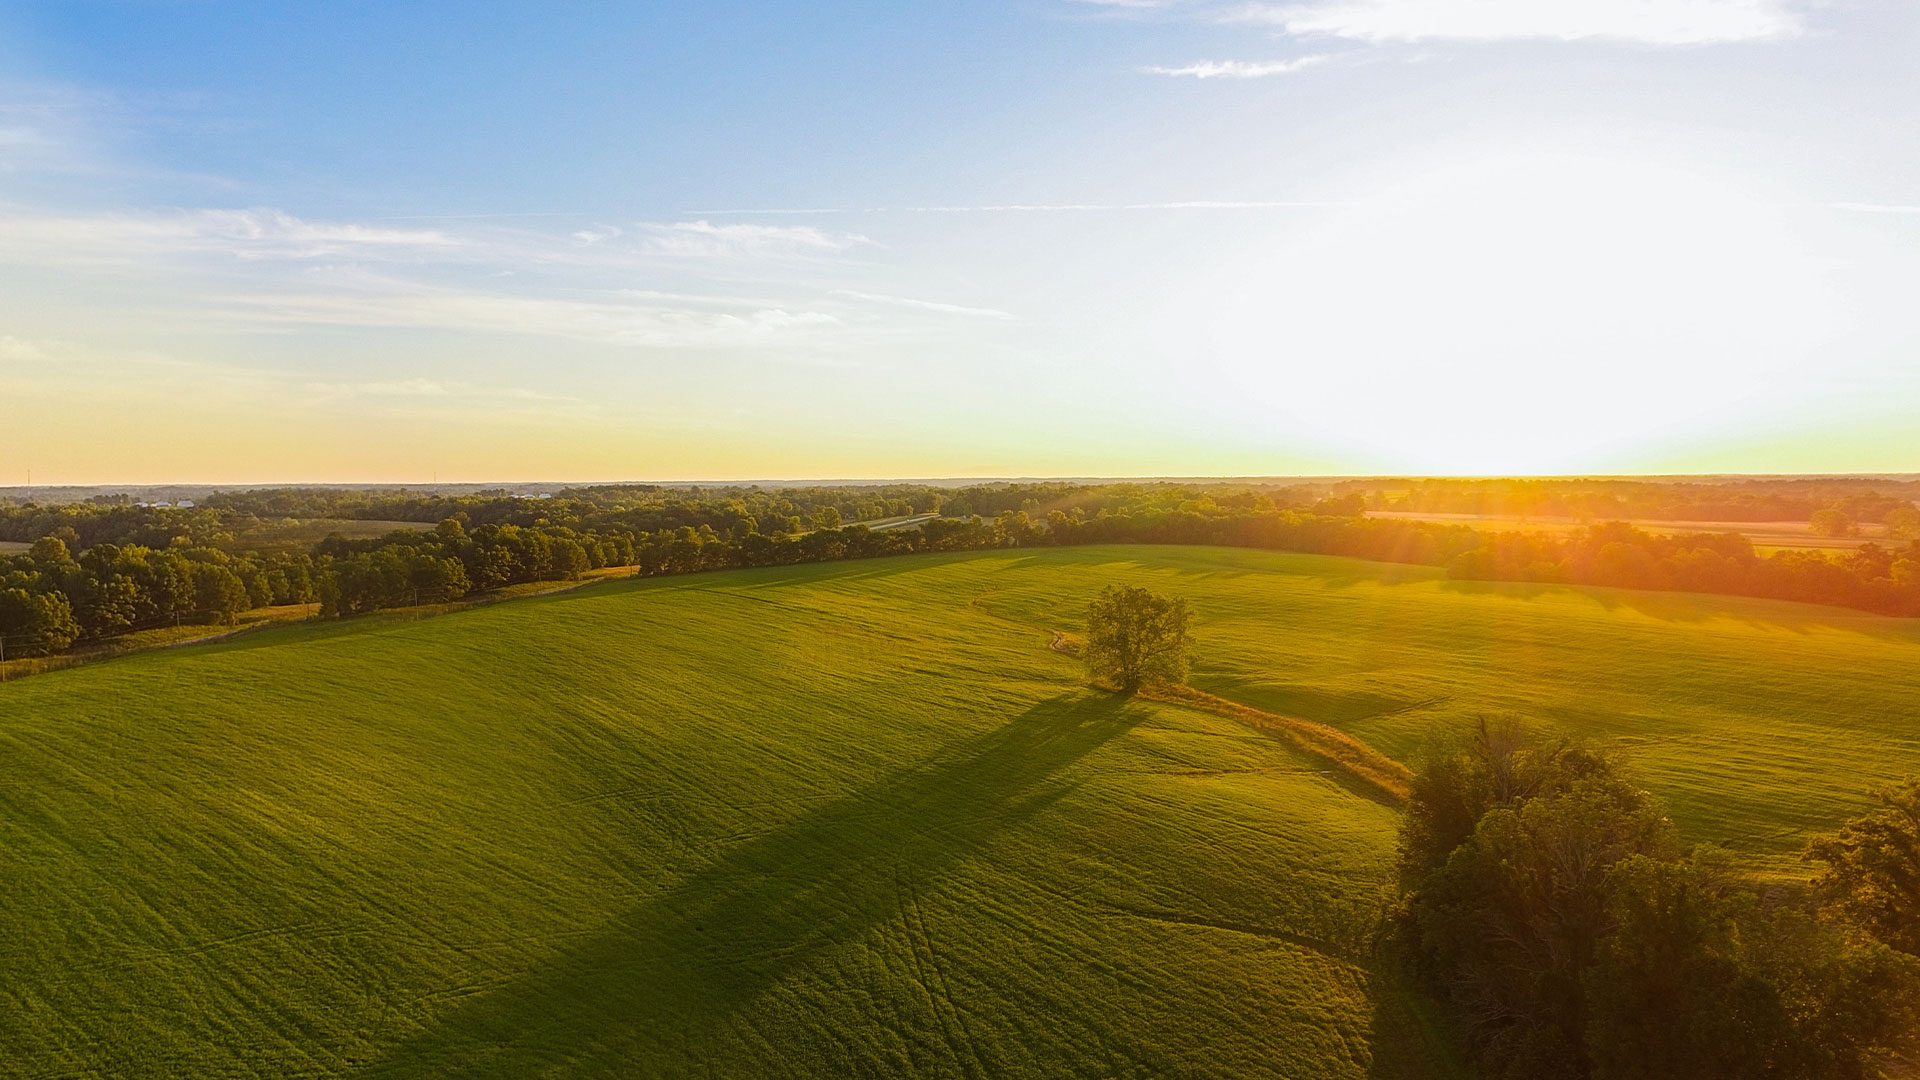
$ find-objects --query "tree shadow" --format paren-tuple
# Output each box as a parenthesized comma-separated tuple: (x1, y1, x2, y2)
(357, 690, 1145, 1077)
(1193, 675, 1439, 730)
(1364, 959, 1472, 1080)
(1437, 576, 1920, 642)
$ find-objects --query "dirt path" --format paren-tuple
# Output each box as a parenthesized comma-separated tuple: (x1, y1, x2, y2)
(1033, 620, 1408, 805)
(1136, 684, 1411, 805)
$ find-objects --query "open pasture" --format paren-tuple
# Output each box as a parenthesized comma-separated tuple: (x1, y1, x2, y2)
(3, 544, 1916, 1075)
(0, 547, 1440, 1079)
(220, 517, 434, 554)
(964, 547, 1920, 877)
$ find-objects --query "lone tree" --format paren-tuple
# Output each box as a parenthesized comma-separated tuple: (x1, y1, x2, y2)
(1083, 585, 1192, 693)
(1811, 507, 1857, 538)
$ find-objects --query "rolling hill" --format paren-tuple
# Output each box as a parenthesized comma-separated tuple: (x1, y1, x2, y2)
(3, 544, 1917, 1076)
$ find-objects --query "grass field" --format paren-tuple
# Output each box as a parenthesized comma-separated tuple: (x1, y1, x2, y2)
(221, 517, 434, 554)
(2, 545, 1916, 1076)
(962, 547, 1920, 879)
(0, 547, 1448, 1079)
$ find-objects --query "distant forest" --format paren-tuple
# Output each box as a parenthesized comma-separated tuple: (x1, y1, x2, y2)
(1343, 476, 1920, 524)
(3, 479, 1919, 657)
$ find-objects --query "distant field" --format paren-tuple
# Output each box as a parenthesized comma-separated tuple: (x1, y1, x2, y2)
(0, 539, 29, 553)
(1368, 509, 1893, 551)
(3, 546, 1917, 1075)
(220, 517, 433, 554)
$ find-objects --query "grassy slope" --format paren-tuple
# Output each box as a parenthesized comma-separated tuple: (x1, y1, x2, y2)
(967, 546, 1920, 879)
(0, 549, 1435, 1079)
(5, 543, 1911, 1077)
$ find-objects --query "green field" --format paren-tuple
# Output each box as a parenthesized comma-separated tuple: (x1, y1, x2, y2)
(3, 545, 1917, 1077)
(221, 517, 433, 554)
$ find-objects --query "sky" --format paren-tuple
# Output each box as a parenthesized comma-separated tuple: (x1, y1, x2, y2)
(2, 0, 1919, 483)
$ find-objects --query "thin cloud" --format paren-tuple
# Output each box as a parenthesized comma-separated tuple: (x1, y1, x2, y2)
(300, 377, 580, 404)
(304, 378, 453, 397)
(218, 283, 846, 350)
(1145, 55, 1329, 78)
(902, 200, 1342, 211)
(1065, 0, 1185, 17)
(678, 201, 1343, 214)
(676, 207, 864, 216)
(0, 335, 51, 362)
(638, 219, 874, 258)
(1226, 0, 1804, 45)
(833, 290, 1017, 321)
(0, 207, 458, 264)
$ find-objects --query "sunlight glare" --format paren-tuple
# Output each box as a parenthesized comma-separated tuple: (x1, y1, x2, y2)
(1167, 153, 1838, 473)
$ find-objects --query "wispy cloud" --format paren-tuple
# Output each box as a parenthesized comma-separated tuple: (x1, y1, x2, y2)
(1067, 0, 1185, 16)
(902, 200, 1341, 211)
(0, 81, 244, 191)
(637, 219, 873, 258)
(0, 334, 50, 362)
(0, 333, 593, 428)
(0, 207, 457, 264)
(1224, 0, 1804, 45)
(1145, 55, 1330, 78)
(571, 223, 623, 244)
(832, 290, 1017, 321)
(299, 377, 579, 404)
(0, 203, 1014, 358)
(217, 280, 845, 350)
(680, 202, 1339, 214)
(0, 207, 888, 273)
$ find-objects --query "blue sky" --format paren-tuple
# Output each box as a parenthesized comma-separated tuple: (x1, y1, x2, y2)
(3, 1, 1920, 482)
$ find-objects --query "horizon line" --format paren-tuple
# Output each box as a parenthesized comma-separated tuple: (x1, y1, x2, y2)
(6, 471, 1920, 493)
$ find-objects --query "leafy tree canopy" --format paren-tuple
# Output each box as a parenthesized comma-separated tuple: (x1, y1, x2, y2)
(1083, 584, 1192, 693)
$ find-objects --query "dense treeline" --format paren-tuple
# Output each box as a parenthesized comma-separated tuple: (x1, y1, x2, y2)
(1357, 477, 1920, 524)
(204, 484, 953, 536)
(1399, 723, 1920, 1078)
(1451, 521, 1920, 613)
(6, 482, 1920, 658)
(0, 537, 315, 656)
(0, 503, 238, 550)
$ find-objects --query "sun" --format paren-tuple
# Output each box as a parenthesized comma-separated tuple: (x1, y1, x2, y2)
(1163, 150, 1838, 474)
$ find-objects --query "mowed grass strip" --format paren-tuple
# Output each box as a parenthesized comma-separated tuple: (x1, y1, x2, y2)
(1140, 684, 1413, 805)
(0, 549, 1423, 1078)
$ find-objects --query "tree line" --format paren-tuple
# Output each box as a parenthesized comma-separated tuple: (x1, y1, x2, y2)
(1353, 477, 1920, 525)
(1, 537, 308, 657)
(6, 483, 1920, 659)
